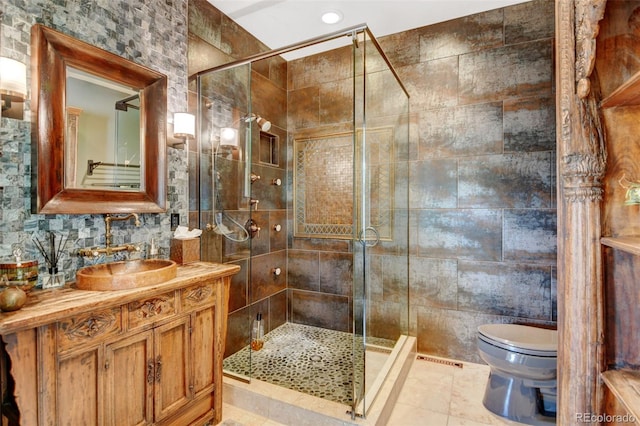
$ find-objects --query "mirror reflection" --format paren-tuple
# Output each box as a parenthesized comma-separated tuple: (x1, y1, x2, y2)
(65, 67, 143, 191)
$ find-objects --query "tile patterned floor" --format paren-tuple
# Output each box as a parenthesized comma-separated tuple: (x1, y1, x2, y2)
(221, 354, 527, 426)
(223, 323, 395, 405)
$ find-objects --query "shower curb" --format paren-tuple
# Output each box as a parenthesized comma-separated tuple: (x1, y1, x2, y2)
(223, 335, 416, 425)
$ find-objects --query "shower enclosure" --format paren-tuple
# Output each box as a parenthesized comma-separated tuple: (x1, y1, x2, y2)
(193, 25, 409, 418)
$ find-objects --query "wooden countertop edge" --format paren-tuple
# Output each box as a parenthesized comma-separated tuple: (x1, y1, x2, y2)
(0, 261, 240, 335)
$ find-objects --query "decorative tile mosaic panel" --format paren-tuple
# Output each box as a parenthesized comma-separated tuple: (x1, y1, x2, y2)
(293, 128, 394, 240)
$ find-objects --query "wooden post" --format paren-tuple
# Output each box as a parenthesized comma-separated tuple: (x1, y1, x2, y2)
(555, 0, 608, 423)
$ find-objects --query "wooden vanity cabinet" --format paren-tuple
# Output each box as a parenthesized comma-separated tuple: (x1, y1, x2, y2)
(0, 262, 238, 426)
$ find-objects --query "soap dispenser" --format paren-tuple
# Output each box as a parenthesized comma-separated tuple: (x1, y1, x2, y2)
(148, 238, 159, 259)
(251, 313, 264, 351)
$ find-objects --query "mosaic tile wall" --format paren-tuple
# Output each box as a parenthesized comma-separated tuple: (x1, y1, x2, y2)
(1, 1, 189, 279)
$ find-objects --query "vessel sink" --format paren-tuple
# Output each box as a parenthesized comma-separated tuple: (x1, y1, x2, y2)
(75, 259, 177, 291)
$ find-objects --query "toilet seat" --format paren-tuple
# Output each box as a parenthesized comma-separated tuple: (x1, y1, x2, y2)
(478, 324, 557, 357)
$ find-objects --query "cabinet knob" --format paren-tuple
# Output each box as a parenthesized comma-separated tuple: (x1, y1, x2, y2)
(272, 267, 281, 276)
(272, 178, 282, 186)
(273, 224, 282, 232)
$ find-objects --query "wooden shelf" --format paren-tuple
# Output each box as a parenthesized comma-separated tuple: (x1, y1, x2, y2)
(601, 69, 640, 108)
(601, 370, 640, 422)
(601, 236, 640, 255)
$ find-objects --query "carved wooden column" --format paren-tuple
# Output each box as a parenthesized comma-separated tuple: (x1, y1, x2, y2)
(556, 0, 607, 423)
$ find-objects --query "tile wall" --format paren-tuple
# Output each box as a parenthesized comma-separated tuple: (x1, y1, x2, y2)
(379, 0, 557, 361)
(1, 1, 189, 280)
(190, 0, 556, 363)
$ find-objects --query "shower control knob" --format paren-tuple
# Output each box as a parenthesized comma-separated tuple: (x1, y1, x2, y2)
(272, 267, 281, 276)
(273, 224, 282, 232)
(272, 178, 282, 186)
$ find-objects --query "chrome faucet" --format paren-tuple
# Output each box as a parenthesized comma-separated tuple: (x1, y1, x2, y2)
(78, 213, 141, 257)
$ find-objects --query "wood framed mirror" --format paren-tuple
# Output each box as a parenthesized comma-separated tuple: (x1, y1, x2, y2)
(31, 24, 167, 214)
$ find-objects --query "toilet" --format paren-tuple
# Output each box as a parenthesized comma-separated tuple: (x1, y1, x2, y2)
(477, 324, 557, 425)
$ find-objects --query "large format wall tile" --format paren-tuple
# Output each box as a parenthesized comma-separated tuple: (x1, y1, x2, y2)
(400, 57, 459, 110)
(417, 209, 502, 261)
(368, 301, 407, 341)
(503, 209, 557, 265)
(418, 102, 503, 159)
(319, 252, 353, 297)
(458, 152, 554, 208)
(457, 261, 553, 320)
(409, 258, 458, 309)
(378, 27, 422, 68)
(409, 159, 457, 209)
(250, 251, 287, 302)
(287, 250, 320, 291)
(290, 290, 350, 332)
(504, 0, 555, 45)
(419, 9, 504, 62)
(458, 39, 553, 104)
(416, 307, 505, 363)
(504, 95, 556, 152)
(288, 47, 352, 90)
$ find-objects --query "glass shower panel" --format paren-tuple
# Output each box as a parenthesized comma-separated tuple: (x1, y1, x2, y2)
(197, 63, 253, 378)
(352, 28, 367, 418)
(352, 28, 411, 417)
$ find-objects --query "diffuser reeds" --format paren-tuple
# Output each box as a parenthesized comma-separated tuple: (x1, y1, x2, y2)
(33, 232, 68, 274)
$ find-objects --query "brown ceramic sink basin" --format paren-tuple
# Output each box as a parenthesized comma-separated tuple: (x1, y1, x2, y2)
(75, 259, 177, 291)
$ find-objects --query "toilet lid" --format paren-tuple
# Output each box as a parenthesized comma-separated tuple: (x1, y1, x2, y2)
(478, 324, 557, 353)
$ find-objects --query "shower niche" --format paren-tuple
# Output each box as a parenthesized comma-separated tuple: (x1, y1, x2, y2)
(259, 131, 279, 166)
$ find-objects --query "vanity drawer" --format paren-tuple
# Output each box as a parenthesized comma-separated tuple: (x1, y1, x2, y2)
(127, 292, 176, 329)
(181, 280, 217, 310)
(57, 307, 122, 352)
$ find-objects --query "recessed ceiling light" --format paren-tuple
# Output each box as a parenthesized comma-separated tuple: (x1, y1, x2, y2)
(321, 10, 343, 25)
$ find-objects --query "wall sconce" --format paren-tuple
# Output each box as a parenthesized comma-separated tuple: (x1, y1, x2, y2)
(0, 57, 27, 113)
(220, 127, 239, 147)
(172, 112, 195, 148)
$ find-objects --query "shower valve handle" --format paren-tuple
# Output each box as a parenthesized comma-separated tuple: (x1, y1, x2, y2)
(245, 219, 261, 239)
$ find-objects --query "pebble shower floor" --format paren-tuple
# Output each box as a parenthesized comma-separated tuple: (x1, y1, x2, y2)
(223, 322, 395, 405)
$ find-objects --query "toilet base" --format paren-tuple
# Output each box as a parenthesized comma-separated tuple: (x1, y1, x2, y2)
(483, 370, 556, 425)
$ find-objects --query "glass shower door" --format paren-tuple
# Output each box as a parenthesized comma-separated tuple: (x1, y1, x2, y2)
(352, 28, 411, 417)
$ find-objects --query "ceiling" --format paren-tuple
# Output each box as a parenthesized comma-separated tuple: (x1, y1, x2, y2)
(207, 0, 531, 60)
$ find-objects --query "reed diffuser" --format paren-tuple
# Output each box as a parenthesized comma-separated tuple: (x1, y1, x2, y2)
(33, 232, 68, 288)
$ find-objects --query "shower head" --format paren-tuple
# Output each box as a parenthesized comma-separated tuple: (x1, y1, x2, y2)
(255, 116, 271, 132)
(244, 113, 271, 132)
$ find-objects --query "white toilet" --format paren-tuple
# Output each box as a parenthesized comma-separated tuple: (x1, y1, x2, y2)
(477, 324, 557, 425)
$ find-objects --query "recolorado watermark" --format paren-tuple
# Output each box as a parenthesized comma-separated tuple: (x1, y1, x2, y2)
(576, 413, 637, 423)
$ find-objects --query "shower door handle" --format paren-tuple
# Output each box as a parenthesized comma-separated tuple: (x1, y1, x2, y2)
(358, 226, 379, 247)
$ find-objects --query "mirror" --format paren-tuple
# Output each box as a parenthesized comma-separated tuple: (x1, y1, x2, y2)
(31, 24, 167, 214)
(66, 68, 142, 191)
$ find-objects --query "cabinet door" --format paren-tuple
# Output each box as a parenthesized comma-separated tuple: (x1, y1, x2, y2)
(104, 331, 154, 426)
(191, 306, 216, 397)
(153, 315, 192, 421)
(57, 347, 102, 426)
